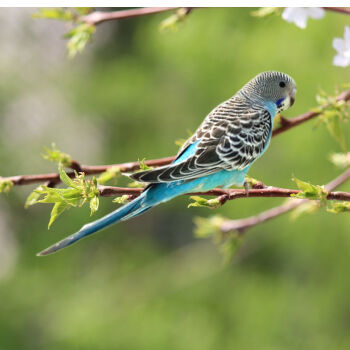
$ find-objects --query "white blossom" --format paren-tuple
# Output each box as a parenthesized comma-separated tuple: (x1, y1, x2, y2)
(333, 26, 350, 67)
(282, 7, 325, 29)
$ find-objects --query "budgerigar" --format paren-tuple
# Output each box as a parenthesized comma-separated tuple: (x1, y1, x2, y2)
(38, 71, 297, 256)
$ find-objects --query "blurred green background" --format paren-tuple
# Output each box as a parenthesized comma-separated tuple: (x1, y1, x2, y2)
(0, 7, 349, 350)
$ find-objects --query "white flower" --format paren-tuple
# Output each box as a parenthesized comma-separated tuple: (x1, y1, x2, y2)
(282, 7, 325, 29)
(333, 26, 350, 67)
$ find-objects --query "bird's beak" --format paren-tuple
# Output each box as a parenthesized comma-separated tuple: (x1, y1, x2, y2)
(289, 88, 297, 107)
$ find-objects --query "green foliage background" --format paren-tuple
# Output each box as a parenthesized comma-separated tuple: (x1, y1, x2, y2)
(0, 8, 349, 349)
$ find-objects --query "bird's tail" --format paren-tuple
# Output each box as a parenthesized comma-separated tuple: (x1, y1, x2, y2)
(37, 191, 150, 256)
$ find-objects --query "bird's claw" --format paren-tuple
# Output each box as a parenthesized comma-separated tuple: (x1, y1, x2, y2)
(243, 181, 249, 196)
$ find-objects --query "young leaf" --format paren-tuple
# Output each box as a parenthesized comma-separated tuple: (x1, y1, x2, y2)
(42, 143, 72, 167)
(251, 7, 281, 18)
(112, 195, 130, 204)
(25, 187, 43, 208)
(138, 158, 153, 171)
(314, 88, 349, 150)
(97, 166, 121, 185)
(0, 178, 13, 194)
(291, 177, 328, 203)
(194, 215, 243, 264)
(193, 215, 226, 238)
(32, 8, 75, 21)
(290, 201, 320, 220)
(48, 202, 70, 229)
(188, 196, 221, 209)
(220, 235, 242, 265)
(89, 196, 99, 216)
(327, 201, 350, 214)
(65, 23, 96, 58)
(159, 8, 190, 31)
(26, 165, 100, 227)
(59, 165, 76, 188)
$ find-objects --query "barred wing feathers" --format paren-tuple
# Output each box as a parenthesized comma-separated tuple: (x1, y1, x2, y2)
(131, 98, 272, 184)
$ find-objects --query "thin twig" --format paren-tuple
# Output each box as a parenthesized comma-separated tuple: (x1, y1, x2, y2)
(97, 182, 350, 202)
(323, 7, 350, 16)
(81, 7, 177, 25)
(218, 167, 350, 233)
(2, 89, 349, 188)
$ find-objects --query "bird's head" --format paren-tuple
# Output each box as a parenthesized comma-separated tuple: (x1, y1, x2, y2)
(242, 71, 297, 113)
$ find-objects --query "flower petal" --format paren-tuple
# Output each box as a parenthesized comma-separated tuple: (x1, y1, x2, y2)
(333, 38, 345, 53)
(344, 26, 350, 44)
(294, 11, 308, 29)
(333, 54, 350, 67)
(282, 7, 296, 22)
(307, 7, 325, 19)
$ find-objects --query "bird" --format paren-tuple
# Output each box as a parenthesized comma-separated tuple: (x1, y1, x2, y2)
(38, 71, 297, 256)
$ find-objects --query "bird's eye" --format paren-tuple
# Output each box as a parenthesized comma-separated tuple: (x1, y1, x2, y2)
(279, 81, 286, 88)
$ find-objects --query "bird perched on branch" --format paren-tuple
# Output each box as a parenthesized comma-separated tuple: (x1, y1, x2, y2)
(38, 71, 297, 256)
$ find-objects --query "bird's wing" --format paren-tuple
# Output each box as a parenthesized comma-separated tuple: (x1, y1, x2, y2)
(131, 102, 272, 184)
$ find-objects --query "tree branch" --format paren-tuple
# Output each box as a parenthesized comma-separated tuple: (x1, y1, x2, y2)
(97, 183, 350, 202)
(81, 7, 350, 27)
(323, 7, 350, 16)
(1, 89, 349, 188)
(218, 167, 350, 234)
(81, 7, 178, 26)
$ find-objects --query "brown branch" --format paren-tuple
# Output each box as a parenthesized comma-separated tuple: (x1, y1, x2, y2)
(218, 167, 350, 234)
(97, 182, 350, 202)
(80, 7, 350, 27)
(81, 7, 178, 25)
(1, 89, 349, 188)
(323, 7, 350, 16)
(3, 156, 176, 187)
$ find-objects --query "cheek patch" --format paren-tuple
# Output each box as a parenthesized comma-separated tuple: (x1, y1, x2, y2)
(276, 98, 285, 108)
(276, 97, 290, 113)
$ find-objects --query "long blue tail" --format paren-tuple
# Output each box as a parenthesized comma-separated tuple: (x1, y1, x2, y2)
(37, 191, 150, 256)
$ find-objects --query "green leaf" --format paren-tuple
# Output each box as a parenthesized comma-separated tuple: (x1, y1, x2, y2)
(194, 215, 243, 264)
(159, 8, 190, 31)
(174, 138, 187, 147)
(58, 165, 76, 188)
(188, 196, 221, 209)
(112, 195, 130, 204)
(251, 7, 281, 18)
(48, 201, 70, 229)
(97, 166, 121, 185)
(74, 7, 93, 15)
(325, 112, 346, 150)
(42, 143, 72, 167)
(26, 164, 100, 227)
(290, 201, 320, 220)
(327, 201, 350, 214)
(220, 235, 242, 265)
(244, 175, 261, 188)
(138, 158, 153, 171)
(32, 8, 75, 21)
(0, 178, 13, 194)
(65, 23, 96, 58)
(128, 181, 145, 188)
(193, 215, 226, 238)
(291, 177, 328, 203)
(314, 88, 349, 150)
(25, 187, 43, 208)
(89, 196, 99, 216)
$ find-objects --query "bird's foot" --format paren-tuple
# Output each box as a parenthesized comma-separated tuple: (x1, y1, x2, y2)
(244, 176, 266, 194)
(243, 181, 250, 196)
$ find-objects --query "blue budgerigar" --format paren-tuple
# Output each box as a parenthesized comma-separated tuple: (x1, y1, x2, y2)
(38, 71, 297, 256)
